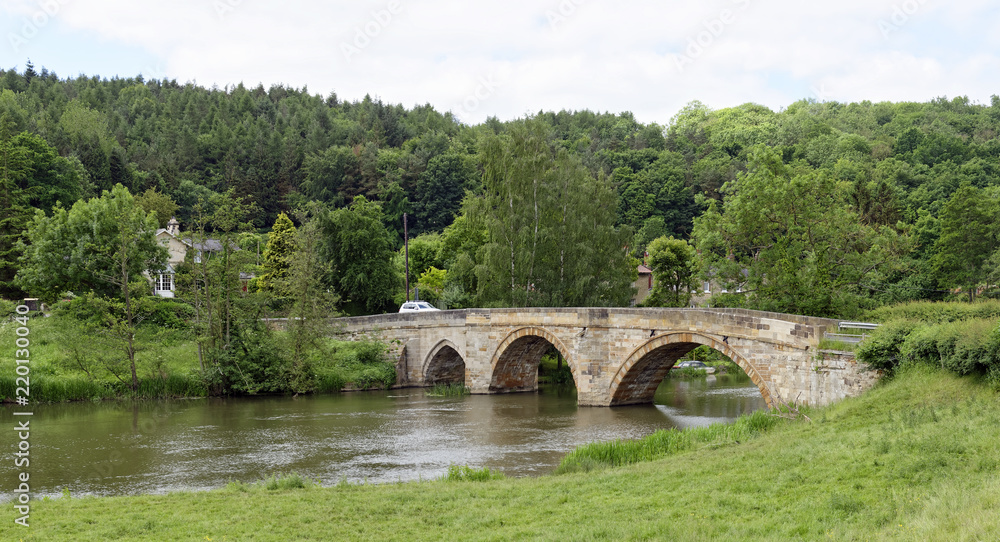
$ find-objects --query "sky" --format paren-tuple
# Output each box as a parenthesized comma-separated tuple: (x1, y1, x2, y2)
(2, 0, 999, 126)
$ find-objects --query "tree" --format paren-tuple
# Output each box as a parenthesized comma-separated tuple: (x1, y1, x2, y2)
(468, 119, 634, 307)
(17, 184, 166, 390)
(135, 188, 180, 228)
(180, 189, 270, 393)
(933, 183, 999, 301)
(0, 115, 32, 299)
(257, 212, 297, 296)
(279, 206, 339, 392)
(401, 232, 443, 292)
(643, 236, 697, 307)
(414, 153, 476, 233)
(692, 146, 910, 318)
(319, 196, 400, 314)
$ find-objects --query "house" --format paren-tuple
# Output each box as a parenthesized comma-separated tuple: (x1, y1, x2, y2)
(631, 264, 654, 306)
(152, 218, 187, 298)
(151, 217, 250, 297)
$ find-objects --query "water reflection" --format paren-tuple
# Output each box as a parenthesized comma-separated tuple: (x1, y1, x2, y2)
(0, 375, 764, 500)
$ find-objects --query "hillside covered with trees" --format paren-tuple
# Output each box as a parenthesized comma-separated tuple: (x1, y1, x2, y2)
(3, 62, 1000, 320)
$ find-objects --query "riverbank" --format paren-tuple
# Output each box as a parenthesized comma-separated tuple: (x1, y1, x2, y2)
(0, 314, 397, 403)
(4, 366, 997, 541)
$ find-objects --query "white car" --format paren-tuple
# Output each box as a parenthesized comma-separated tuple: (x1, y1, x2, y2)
(398, 301, 440, 313)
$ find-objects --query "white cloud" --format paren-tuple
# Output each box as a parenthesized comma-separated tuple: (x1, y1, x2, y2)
(5, 0, 999, 124)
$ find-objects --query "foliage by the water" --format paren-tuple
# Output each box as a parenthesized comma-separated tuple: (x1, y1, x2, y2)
(7, 368, 998, 540)
(424, 383, 470, 397)
(537, 350, 574, 385)
(0, 308, 396, 402)
(555, 409, 780, 474)
(441, 465, 506, 482)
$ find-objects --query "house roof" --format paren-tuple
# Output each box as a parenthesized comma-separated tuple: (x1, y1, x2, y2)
(185, 238, 231, 252)
(637, 264, 653, 274)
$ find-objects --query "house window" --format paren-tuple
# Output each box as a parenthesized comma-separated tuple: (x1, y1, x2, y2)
(156, 273, 173, 292)
(703, 281, 711, 294)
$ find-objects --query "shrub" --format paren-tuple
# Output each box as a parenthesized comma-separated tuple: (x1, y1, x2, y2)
(856, 319, 920, 372)
(0, 299, 16, 318)
(866, 300, 1000, 324)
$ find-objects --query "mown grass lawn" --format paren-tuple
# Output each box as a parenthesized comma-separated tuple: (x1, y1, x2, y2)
(3, 366, 998, 541)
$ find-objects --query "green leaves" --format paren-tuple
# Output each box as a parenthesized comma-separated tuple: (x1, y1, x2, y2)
(17, 184, 166, 302)
(643, 236, 697, 308)
(319, 196, 400, 314)
(693, 146, 911, 318)
(932, 183, 1000, 301)
(468, 119, 634, 308)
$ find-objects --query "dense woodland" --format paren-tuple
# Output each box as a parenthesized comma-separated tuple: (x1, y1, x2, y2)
(3, 62, 1000, 322)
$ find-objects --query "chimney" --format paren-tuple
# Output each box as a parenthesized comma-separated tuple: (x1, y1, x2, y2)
(167, 217, 180, 236)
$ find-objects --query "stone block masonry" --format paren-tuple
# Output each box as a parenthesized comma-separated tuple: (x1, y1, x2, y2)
(331, 308, 876, 408)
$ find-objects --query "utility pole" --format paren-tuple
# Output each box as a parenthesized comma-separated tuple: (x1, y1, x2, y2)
(404, 213, 410, 302)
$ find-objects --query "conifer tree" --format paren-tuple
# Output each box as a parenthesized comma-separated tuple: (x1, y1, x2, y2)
(257, 212, 297, 296)
(0, 114, 31, 299)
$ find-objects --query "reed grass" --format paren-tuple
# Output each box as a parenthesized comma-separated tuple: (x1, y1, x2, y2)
(555, 409, 780, 474)
(425, 383, 470, 396)
(442, 465, 506, 482)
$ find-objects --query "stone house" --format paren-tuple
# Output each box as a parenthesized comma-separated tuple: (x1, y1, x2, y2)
(151, 217, 249, 297)
(631, 264, 654, 306)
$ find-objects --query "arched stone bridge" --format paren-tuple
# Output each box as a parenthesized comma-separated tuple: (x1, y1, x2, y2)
(332, 308, 877, 408)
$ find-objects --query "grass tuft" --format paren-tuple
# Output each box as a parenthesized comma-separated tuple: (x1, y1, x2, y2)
(425, 383, 470, 396)
(555, 409, 780, 474)
(442, 465, 506, 482)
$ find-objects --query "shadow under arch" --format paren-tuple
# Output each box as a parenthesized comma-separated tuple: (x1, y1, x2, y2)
(489, 326, 576, 393)
(423, 339, 466, 385)
(608, 332, 773, 408)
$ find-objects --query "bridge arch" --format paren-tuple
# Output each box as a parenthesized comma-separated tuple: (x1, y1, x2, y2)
(608, 332, 774, 408)
(423, 339, 467, 385)
(489, 327, 576, 393)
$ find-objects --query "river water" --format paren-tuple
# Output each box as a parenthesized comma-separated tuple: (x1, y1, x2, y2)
(1, 375, 765, 500)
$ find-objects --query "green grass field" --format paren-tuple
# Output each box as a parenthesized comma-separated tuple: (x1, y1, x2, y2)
(3, 366, 998, 541)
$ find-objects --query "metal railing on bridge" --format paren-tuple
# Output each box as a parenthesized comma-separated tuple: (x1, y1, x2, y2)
(824, 321, 880, 345)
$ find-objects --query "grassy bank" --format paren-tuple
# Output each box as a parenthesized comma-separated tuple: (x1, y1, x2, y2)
(4, 366, 998, 541)
(0, 313, 396, 403)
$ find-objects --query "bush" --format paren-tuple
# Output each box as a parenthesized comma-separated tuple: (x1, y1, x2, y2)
(866, 300, 1000, 324)
(141, 299, 195, 329)
(0, 299, 16, 318)
(856, 319, 920, 372)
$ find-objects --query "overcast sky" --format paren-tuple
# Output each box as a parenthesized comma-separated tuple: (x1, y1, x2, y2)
(2, 0, 999, 125)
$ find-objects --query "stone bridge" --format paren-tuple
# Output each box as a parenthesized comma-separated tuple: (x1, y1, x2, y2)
(331, 308, 877, 408)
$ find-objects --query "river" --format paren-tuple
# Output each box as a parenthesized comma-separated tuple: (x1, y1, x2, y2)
(1, 375, 765, 500)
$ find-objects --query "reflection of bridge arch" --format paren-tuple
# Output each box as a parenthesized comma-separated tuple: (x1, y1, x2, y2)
(608, 332, 774, 408)
(423, 339, 466, 385)
(489, 327, 576, 393)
